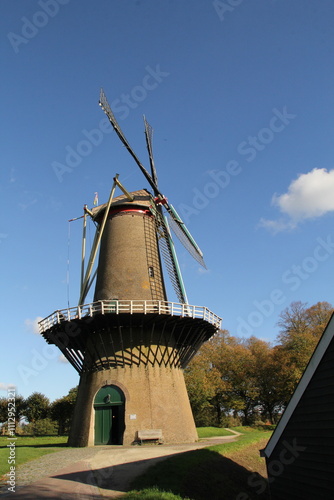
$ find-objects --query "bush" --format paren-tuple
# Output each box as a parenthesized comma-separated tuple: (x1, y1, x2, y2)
(193, 407, 216, 427)
(22, 418, 58, 436)
(224, 415, 242, 428)
(254, 423, 276, 431)
(124, 488, 187, 499)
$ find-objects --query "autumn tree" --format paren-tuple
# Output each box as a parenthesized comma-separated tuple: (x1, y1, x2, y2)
(277, 301, 332, 354)
(214, 338, 260, 425)
(186, 332, 261, 425)
(185, 301, 333, 427)
(184, 332, 227, 426)
(275, 301, 333, 403)
(246, 337, 284, 423)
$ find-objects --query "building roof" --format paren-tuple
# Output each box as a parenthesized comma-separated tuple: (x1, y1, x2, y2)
(92, 189, 153, 219)
(262, 312, 334, 458)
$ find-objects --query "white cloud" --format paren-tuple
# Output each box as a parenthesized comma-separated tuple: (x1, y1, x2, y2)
(9, 168, 16, 183)
(0, 383, 16, 392)
(274, 168, 334, 219)
(258, 217, 297, 235)
(24, 316, 43, 335)
(197, 266, 209, 275)
(58, 354, 69, 364)
(260, 168, 334, 232)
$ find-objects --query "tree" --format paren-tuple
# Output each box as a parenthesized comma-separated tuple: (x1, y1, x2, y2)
(185, 301, 333, 427)
(51, 387, 77, 435)
(24, 392, 50, 425)
(0, 395, 27, 434)
(214, 339, 259, 425)
(278, 301, 332, 350)
(246, 337, 284, 424)
(186, 332, 260, 425)
(275, 301, 333, 400)
(0, 398, 6, 427)
(23, 418, 58, 436)
(184, 333, 226, 426)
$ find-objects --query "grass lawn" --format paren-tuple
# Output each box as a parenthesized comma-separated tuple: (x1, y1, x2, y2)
(196, 427, 235, 439)
(0, 429, 272, 499)
(123, 488, 189, 500)
(127, 428, 272, 500)
(0, 436, 68, 481)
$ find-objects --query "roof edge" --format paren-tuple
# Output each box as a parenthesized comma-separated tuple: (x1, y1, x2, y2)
(262, 311, 334, 458)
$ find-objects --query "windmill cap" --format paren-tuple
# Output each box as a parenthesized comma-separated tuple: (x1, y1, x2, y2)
(91, 189, 154, 220)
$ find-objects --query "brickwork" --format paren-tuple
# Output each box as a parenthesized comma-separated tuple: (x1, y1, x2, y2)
(94, 205, 166, 302)
(68, 364, 197, 446)
(56, 191, 216, 447)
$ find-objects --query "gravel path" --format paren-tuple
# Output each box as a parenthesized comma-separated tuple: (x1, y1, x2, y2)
(0, 433, 241, 498)
(0, 447, 99, 496)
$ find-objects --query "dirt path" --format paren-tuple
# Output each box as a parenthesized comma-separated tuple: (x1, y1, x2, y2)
(92, 435, 241, 498)
(0, 433, 240, 499)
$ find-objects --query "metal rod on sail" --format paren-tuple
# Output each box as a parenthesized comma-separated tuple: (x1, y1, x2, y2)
(161, 212, 189, 304)
(144, 116, 158, 187)
(80, 210, 87, 298)
(168, 203, 204, 259)
(99, 89, 159, 196)
(98, 89, 206, 269)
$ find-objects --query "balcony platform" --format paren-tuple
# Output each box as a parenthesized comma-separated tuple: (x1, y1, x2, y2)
(39, 300, 222, 372)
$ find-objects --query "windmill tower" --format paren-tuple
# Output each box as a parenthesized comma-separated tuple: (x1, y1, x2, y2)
(39, 90, 221, 446)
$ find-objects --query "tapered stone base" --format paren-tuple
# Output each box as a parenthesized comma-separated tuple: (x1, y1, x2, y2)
(68, 364, 198, 447)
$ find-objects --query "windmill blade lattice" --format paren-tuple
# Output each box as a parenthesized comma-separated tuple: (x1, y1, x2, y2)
(99, 88, 206, 299)
(167, 204, 206, 268)
(142, 115, 206, 269)
(144, 116, 158, 187)
(168, 215, 206, 268)
(151, 206, 187, 303)
(99, 89, 157, 194)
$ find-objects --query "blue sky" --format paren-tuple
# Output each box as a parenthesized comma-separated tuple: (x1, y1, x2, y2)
(1, 0, 334, 402)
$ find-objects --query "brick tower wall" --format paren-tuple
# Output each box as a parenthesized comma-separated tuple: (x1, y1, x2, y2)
(68, 364, 198, 446)
(94, 210, 166, 302)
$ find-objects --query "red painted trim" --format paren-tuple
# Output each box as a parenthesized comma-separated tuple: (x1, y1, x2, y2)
(108, 208, 151, 216)
(94, 207, 152, 223)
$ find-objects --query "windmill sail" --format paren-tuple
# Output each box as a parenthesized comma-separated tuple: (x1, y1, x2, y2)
(100, 88, 206, 275)
(99, 89, 158, 195)
(167, 204, 206, 268)
(151, 206, 188, 304)
(144, 116, 158, 187)
(142, 115, 205, 269)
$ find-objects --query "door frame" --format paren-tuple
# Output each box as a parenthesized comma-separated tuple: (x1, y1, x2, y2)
(94, 385, 125, 445)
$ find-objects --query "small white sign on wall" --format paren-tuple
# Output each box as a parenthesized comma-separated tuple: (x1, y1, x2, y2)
(129, 414, 137, 420)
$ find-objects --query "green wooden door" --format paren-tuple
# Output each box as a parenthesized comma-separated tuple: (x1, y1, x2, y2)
(95, 406, 113, 445)
(94, 385, 125, 445)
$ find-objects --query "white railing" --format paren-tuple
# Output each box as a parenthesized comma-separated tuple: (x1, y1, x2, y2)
(38, 300, 222, 334)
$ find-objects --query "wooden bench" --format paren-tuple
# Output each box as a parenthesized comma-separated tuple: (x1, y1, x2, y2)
(137, 429, 163, 445)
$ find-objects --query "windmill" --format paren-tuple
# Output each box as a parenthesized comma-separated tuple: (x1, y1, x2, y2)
(39, 89, 221, 446)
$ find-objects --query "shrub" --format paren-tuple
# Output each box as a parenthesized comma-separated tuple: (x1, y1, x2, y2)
(23, 418, 58, 436)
